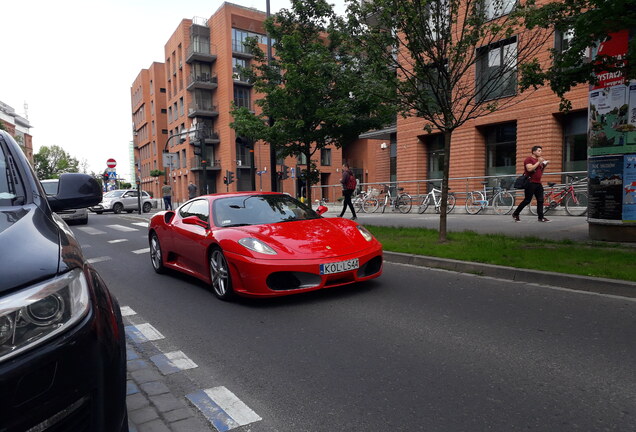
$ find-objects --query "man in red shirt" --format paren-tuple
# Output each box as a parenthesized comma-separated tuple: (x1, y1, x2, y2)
(512, 145, 550, 222)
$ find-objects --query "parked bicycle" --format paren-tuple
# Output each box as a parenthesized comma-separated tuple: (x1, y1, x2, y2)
(418, 182, 456, 214)
(379, 184, 413, 214)
(465, 178, 515, 215)
(353, 188, 380, 213)
(529, 175, 588, 216)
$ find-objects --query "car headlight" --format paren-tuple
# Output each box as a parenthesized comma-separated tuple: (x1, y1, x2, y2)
(357, 225, 374, 241)
(238, 238, 277, 255)
(0, 268, 90, 362)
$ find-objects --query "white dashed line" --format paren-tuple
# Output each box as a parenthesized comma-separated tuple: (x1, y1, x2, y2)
(150, 351, 198, 375)
(120, 306, 136, 316)
(87, 256, 111, 264)
(107, 224, 138, 232)
(132, 248, 150, 254)
(76, 227, 106, 235)
(132, 222, 149, 227)
(108, 239, 128, 244)
(125, 323, 165, 343)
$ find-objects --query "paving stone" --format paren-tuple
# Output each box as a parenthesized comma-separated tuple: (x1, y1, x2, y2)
(131, 368, 162, 384)
(137, 419, 171, 432)
(169, 417, 211, 432)
(128, 359, 150, 372)
(150, 393, 185, 412)
(127, 393, 151, 411)
(127, 346, 140, 360)
(140, 381, 170, 396)
(163, 407, 195, 423)
(129, 406, 159, 424)
(127, 380, 140, 395)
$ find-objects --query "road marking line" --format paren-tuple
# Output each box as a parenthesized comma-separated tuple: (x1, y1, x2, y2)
(87, 256, 110, 264)
(187, 387, 262, 431)
(150, 350, 198, 375)
(132, 248, 150, 254)
(108, 239, 128, 244)
(125, 323, 165, 343)
(76, 227, 106, 235)
(107, 224, 138, 232)
(120, 306, 136, 316)
(132, 222, 148, 227)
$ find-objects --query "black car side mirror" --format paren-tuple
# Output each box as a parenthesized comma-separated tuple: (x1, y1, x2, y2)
(47, 173, 103, 212)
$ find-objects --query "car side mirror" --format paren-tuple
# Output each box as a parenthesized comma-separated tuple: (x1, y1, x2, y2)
(316, 205, 328, 215)
(47, 173, 102, 212)
(182, 215, 209, 229)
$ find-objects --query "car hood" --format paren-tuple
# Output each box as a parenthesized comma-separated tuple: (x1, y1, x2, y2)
(0, 206, 61, 292)
(228, 218, 374, 258)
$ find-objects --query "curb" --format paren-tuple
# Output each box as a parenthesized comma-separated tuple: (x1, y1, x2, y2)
(383, 251, 636, 299)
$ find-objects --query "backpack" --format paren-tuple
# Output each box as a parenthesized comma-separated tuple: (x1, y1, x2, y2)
(346, 172, 357, 190)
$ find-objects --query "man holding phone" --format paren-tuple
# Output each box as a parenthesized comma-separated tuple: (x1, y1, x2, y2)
(512, 145, 550, 222)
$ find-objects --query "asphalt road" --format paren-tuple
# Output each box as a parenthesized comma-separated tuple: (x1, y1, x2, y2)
(73, 214, 636, 432)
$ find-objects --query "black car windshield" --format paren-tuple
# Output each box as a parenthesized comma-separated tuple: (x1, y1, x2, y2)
(213, 195, 320, 227)
(0, 140, 26, 206)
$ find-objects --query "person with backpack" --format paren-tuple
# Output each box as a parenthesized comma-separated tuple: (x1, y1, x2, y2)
(339, 163, 357, 220)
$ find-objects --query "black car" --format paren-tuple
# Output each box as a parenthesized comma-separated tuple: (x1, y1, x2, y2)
(0, 130, 128, 431)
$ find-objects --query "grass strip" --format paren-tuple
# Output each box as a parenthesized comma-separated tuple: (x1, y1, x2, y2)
(366, 225, 636, 282)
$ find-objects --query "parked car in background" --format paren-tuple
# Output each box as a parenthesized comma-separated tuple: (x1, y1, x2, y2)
(41, 178, 89, 224)
(0, 130, 128, 431)
(90, 188, 155, 214)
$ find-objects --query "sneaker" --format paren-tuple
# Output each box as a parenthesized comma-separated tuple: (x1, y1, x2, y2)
(538, 218, 551, 222)
(351, 216, 357, 221)
(512, 214, 520, 222)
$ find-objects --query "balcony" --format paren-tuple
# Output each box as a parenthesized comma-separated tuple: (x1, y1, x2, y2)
(186, 74, 218, 91)
(186, 43, 217, 64)
(232, 72, 253, 86)
(204, 130, 220, 145)
(231, 41, 254, 59)
(188, 103, 218, 118)
(190, 157, 221, 171)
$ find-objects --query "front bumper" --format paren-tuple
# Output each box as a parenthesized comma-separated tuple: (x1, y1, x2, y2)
(225, 246, 383, 297)
(0, 273, 127, 432)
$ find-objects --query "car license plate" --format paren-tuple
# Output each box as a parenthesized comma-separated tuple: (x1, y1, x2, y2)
(320, 258, 359, 275)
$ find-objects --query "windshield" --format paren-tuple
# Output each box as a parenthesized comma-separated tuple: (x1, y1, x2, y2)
(0, 139, 26, 206)
(213, 195, 320, 227)
(104, 191, 125, 198)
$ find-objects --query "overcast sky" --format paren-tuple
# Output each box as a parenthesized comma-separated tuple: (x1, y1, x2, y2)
(2, 0, 346, 181)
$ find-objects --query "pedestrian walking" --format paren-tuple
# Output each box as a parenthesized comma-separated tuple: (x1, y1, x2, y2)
(339, 163, 357, 220)
(512, 145, 550, 222)
(188, 181, 198, 199)
(162, 181, 173, 210)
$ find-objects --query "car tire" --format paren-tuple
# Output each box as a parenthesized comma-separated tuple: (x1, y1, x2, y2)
(143, 202, 152, 213)
(126, 210, 133, 213)
(113, 203, 123, 214)
(149, 233, 166, 274)
(96, 211, 103, 214)
(209, 247, 234, 300)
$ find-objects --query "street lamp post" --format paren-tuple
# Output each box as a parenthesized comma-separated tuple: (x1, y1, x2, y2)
(266, 0, 277, 192)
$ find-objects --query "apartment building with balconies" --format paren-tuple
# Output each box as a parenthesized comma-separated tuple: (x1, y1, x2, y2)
(0, 100, 33, 164)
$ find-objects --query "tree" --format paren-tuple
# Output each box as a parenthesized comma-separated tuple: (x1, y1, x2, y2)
(520, 0, 636, 109)
(346, 0, 550, 241)
(230, 0, 396, 204)
(33, 145, 80, 179)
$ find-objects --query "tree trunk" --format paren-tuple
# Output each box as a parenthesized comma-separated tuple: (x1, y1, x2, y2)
(304, 150, 312, 205)
(438, 130, 453, 243)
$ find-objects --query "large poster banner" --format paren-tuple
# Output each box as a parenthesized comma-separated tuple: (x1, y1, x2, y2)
(588, 30, 636, 156)
(624, 154, 636, 222)
(588, 155, 623, 221)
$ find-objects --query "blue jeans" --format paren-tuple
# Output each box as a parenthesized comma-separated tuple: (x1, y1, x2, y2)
(163, 196, 172, 210)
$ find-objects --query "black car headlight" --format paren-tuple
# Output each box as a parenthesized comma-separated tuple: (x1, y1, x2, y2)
(0, 268, 90, 362)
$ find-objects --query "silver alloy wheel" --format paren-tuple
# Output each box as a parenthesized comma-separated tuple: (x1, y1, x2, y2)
(150, 234, 163, 272)
(210, 249, 231, 298)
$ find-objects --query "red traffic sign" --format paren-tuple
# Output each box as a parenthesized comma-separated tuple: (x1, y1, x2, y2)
(106, 158, 117, 168)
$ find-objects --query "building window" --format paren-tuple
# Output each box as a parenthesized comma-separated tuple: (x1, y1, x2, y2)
(485, 122, 516, 178)
(232, 28, 267, 53)
(426, 134, 445, 181)
(320, 148, 332, 166)
(236, 141, 251, 168)
(233, 87, 251, 109)
(160, 88, 166, 93)
(482, 0, 516, 20)
(563, 111, 587, 172)
(476, 38, 517, 101)
(232, 57, 250, 81)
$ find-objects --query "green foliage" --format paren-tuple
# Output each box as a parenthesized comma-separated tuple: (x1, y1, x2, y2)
(150, 169, 165, 177)
(33, 145, 80, 179)
(519, 0, 636, 101)
(0, 121, 7, 131)
(366, 225, 636, 281)
(230, 0, 396, 203)
(121, 182, 132, 189)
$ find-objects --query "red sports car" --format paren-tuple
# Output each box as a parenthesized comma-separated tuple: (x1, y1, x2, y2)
(148, 192, 383, 300)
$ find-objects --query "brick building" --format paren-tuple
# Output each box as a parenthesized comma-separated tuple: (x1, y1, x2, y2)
(131, 2, 342, 204)
(0, 100, 33, 164)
